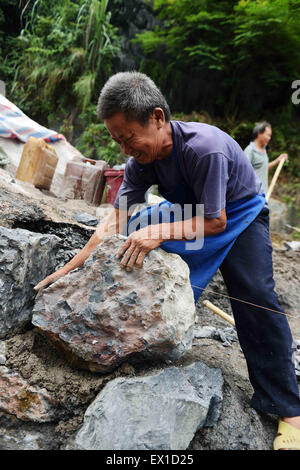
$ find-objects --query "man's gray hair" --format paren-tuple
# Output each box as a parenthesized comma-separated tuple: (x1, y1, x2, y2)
(97, 71, 171, 124)
(252, 121, 272, 140)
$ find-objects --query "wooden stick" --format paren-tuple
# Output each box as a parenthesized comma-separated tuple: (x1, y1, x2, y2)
(285, 223, 300, 233)
(203, 300, 235, 327)
(266, 158, 285, 202)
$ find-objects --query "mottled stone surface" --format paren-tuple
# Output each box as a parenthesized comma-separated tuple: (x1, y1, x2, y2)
(32, 235, 196, 373)
(0, 341, 6, 364)
(0, 226, 60, 339)
(0, 366, 58, 422)
(293, 339, 300, 377)
(0, 430, 41, 450)
(69, 361, 223, 450)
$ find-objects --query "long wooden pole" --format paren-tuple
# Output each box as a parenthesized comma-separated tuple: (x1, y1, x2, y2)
(203, 300, 235, 327)
(266, 158, 285, 202)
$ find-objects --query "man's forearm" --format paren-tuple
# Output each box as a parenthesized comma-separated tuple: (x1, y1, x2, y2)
(116, 209, 227, 271)
(34, 208, 129, 290)
(65, 229, 103, 271)
(158, 211, 227, 241)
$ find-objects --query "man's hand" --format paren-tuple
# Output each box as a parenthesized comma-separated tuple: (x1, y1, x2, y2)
(116, 210, 227, 271)
(278, 153, 288, 163)
(269, 153, 288, 170)
(33, 230, 103, 291)
(117, 225, 163, 271)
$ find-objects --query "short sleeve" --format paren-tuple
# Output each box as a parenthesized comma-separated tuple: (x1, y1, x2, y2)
(114, 158, 151, 211)
(244, 145, 253, 164)
(192, 153, 229, 219)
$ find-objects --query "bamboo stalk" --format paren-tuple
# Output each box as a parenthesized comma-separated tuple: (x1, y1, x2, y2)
(203, 300, 235, 327)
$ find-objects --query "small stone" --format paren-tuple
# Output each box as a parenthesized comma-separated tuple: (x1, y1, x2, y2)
(0, 341, 6, 364)
(283, 241, 300, 251)
(72, 213, 99, 226)
(194, 326, 217, 339)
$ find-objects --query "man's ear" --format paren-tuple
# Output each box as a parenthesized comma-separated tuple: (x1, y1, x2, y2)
(152, 107, 165, 128)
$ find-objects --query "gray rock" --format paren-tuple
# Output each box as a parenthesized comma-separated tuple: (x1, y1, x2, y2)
(0, 430, 41, 450)
(32, 235, 196, 373)
(194, 326, 217, 339)
(0, 416, 57, 450)
(194, 326, 238, 347)
(215, 327, 238, 347)
(0, 226, 60, 339)
(268, 198, 293, 234)
(0, 189, 45, 228)
(190, 383, 275, 450)
(71, 213, 99, 226)
(70, 361, 223, 450)
(0, 341, 6, 364)
(284, 241, 300, 251)
(292, 339, 300, 377)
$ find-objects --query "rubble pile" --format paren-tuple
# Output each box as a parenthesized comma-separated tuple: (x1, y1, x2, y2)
(0, 157, 299, 450)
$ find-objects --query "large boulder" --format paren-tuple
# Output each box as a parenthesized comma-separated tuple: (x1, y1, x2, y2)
(0, 226, 60, 339)
(69, 361, 223, 450)
(32, 235, 196, 373)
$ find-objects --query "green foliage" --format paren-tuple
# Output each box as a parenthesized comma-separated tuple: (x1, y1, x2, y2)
(8, 0, 120, 122)
(135, 0, 232, 71)
(234, 0, 300, 76)
(135, 0, 300, 117)
(73, 0, 119, 110)
(74, 106, 124, 166)
(231, 0, 300, 109)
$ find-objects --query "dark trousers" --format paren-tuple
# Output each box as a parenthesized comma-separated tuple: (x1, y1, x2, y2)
(220, 206, 300, 417)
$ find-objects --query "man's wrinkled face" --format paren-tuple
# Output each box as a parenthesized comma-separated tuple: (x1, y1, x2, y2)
(105, 111, 165, 165)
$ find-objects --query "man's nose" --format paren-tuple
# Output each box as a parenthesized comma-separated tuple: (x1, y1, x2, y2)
(121, 142, 131, 155)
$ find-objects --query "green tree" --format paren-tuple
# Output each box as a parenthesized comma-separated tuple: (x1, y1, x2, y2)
(134, 0, 235, 114)
(135, 0, 300, 118)
(230, 0, 300, 114)
(0, 0, 30, 82)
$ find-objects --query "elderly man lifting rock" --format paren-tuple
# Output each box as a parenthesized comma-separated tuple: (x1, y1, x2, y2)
(35, 71, 300, 450)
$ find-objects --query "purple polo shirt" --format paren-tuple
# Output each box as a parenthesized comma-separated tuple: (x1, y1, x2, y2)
(114, 121, 263, 218)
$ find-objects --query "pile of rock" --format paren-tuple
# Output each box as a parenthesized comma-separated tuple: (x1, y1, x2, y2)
(0, 228, 224, 450)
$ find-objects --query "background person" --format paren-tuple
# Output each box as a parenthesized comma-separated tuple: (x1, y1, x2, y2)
(244, 121, 288, 194)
